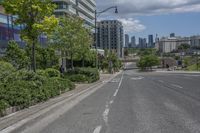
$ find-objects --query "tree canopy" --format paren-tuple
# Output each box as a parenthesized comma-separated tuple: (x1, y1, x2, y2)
(2, 0, 58, 72)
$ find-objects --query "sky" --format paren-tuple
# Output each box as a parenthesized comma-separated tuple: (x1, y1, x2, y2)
(96, 0, 200, 39)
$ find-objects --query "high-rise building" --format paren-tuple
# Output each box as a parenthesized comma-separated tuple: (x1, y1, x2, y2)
(125, 34, 129, 48)
(131, 36, 136, 48)
(148, 35, 154, 48)
(170, 33, 175, 37)
(53, 0, 96, 27)
(138, 38, 147, 49)
(97, 20, 124, 58)
(190, 36, 200, 48)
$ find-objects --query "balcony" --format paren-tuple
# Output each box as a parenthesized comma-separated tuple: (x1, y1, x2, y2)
(77, 2, 95, 19)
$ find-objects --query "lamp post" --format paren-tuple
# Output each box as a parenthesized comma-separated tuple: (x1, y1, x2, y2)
(94, 6, 118, 68)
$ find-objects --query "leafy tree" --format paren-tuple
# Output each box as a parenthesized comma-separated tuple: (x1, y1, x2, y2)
(50, 16, 88, 69)
(4, 41, 29, 69)
(124, 49, 129, 56)
(137, 55, 160, 70)
(178, 43, 190, 51)
(2, 0, 58, 72)
(25, 45, 59, 69)
(75, 28, 93, 67)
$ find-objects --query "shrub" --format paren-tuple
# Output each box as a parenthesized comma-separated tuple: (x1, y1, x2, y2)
(1, 81, 32, 108)
(45, 68, 60, 78)
(68, 74, 88, 83)
(0, 61, 15, 81)
(0, 100, 9, 116)
(64, 67, 99, 83)
(3, 70, 47, 86)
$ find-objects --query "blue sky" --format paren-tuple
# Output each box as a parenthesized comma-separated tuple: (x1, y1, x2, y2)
(97, 0, 200, 39)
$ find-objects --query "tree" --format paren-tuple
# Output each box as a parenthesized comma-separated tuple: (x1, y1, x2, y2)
(50, 16, 88, 69)
(4, 41, 29, 69)
(137, 55, 160, 70)
(2, 0, 58, 72)
(178, 43, 190, 51)
(76, 28, 93, 67)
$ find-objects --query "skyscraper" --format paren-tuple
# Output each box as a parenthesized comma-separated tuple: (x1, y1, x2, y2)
(139, 38, 147, 49)
(125, 34, 129, 48)
(131, 36, 136, 48)
(97, 20, 124, 58)
(148, 35, 154, 48)
(53, 0, 96, 27)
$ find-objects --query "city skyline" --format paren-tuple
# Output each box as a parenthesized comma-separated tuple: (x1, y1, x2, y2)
(97, 0, 200, 38)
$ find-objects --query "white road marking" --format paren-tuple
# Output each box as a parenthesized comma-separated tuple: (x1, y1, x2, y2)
(93, 126, 102, 133)
(131, 76, 144, 80)
(171, 84, 183, 89)
(103, 108, 110, 124)
(158, 80, 164, 83)
(113, 89, 119, 97)
(109, 100, 114, 104)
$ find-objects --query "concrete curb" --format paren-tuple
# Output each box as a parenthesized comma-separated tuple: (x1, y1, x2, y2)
(0, 71, 122, 133)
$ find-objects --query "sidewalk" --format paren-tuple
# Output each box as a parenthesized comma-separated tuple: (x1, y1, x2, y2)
(0, 72, 122, 132)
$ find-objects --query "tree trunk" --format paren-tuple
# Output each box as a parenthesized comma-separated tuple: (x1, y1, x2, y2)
(32, 41, 36, 72)
(82, 56, 85, 67)
(70, 53, 74, 70)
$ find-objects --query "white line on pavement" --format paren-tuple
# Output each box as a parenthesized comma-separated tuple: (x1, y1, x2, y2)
(93, 126, 102, 133)
(158, 80, 164, 83)
(171, 84, 183, 89)
(103, 108, 110, 124)
(109, 100, 114, 104)
(113, 89, 119, 97)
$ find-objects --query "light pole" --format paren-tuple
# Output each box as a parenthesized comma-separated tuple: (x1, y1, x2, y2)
(94, 6, 118, 68)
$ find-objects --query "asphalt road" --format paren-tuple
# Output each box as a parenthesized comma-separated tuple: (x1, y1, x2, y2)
(14, 64, 200, 133)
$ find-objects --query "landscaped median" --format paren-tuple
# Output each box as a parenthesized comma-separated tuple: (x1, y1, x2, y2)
(0, 61, 100, 117)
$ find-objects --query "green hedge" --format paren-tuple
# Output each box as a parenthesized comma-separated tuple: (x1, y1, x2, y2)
(0, 67, 75, 116)
(0, 61, 15, 81)
(68, 74, 89, 83)
(64, 67, 99, 83)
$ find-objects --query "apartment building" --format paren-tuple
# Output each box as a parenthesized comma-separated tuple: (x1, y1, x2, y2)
(97, 20, 124, 58)
(53, 0, 96, 27)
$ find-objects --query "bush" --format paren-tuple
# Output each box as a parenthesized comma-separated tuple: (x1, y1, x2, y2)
(45, 68, 60, 78)
(68, 74, 88, 83)
(0, 61, 15, 81)
(64, 67, 99, 83)
(0, 100, 9, 116)
(1, 81, 32, 108)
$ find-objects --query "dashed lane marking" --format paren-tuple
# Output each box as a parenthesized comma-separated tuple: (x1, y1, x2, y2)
(93, 126, 102, 133)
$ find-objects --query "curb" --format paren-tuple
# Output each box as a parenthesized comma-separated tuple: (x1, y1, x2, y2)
(0, 71, 122, 133)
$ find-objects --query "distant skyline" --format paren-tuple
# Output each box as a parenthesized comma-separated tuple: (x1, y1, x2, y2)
(97, 0, 200, 38)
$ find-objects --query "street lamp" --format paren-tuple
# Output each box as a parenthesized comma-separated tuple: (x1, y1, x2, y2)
(94, 6, 118, 68)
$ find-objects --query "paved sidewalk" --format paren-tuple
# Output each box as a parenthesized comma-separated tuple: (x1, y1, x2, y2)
(0, 72, 121, 132)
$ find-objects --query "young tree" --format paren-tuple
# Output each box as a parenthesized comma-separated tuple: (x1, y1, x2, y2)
(50, 16, 88, 69)
(2, 0, 58, 72)
(137, 55, 160, 70)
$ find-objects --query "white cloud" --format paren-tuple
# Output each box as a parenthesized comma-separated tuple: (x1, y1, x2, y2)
(118, 18, 146, 33)
(97, 0, 200, 34)
(97, 0, 200, 16)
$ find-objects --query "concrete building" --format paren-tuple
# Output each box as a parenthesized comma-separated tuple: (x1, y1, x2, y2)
(125, 34, 129, 48)
(190, 36, 200, 48)
(53, 0, 96, 27)
(148, 35, 154, 48)
(159, 36, 191, 53)
(138, 38, 147, 49)
(131, 36, 136, 48)
(97, 20, 124, 58)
